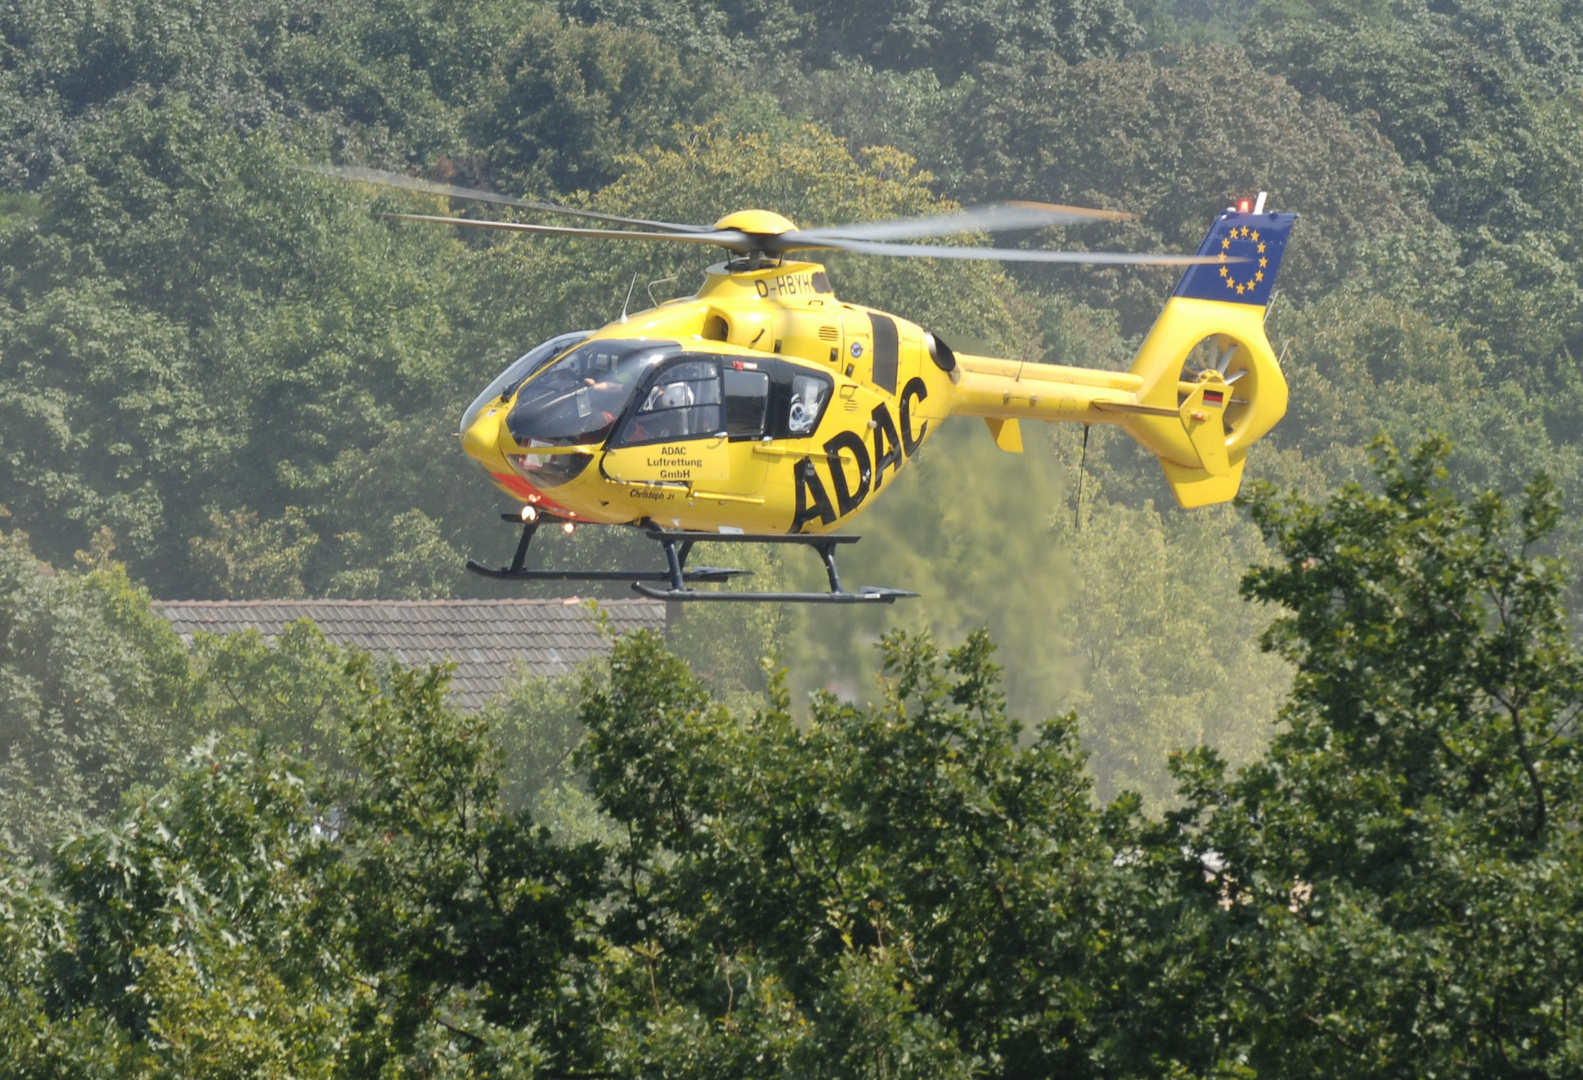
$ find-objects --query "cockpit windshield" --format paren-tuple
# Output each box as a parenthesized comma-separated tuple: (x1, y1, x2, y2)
(505, 339, 677, 448)
(459, 330, 589, 437)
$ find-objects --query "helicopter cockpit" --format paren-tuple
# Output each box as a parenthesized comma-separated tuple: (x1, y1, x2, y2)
(498, 337, 838, 490)
(503, 338, 676, 486)
(458, 329, 590, 437)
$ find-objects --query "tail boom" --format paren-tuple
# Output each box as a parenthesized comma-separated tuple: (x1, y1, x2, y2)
(951, 356, 1144, 420)
(943, 208, 1296, 508)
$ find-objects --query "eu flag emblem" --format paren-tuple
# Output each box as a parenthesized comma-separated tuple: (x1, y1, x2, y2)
(1172, 211, 1297, 308)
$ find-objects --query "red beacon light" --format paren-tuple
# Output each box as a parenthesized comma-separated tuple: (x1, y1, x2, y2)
(1232, 191, 1270, 215)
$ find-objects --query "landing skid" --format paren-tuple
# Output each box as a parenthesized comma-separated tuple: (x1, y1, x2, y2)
(464, 514, 917, 604)
(466, 514, 747, 584)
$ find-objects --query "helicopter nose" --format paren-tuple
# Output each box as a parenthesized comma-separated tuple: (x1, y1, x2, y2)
(461, 405, 505, 463)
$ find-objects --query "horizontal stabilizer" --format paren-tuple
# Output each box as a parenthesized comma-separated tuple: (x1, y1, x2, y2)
(985, 417, 1024, 452)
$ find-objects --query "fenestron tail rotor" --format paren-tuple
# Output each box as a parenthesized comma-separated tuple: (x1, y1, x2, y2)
(311, 162, 1231, 267)
(1178, 335, 1255, 440)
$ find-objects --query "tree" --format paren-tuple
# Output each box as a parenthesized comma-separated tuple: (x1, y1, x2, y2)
(944, 45, 1449, 332)
(578, 628, 1126, 1078)
(312, 658, 609, 1077)
(1244, 0, 1583, 380)
(469, 11, 731, 195)
(0, 524, 195, 853)
(1152, 435, 1583, 1075)
(561, 0, 1141, 78)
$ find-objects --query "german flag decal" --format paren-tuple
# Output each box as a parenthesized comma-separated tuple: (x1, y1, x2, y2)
(1203, 389, 1225, 407)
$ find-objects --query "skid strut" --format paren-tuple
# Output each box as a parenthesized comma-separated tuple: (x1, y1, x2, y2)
(466, 514, 915, 603)
(466, 514, 748, 584)
(632, 529, 916, 605)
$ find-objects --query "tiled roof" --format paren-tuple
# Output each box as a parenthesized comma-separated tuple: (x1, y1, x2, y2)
(153, 598, 668, 711)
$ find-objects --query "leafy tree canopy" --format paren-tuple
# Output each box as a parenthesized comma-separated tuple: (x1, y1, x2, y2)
(6, 438, 1583, 1076)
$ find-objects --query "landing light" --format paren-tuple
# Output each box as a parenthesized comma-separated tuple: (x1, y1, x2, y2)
(520, 505, 538, 523)
(562, 522, 576, 535)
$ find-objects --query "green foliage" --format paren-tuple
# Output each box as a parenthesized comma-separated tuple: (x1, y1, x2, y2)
(471, 11, 732, 194)
(318, 658, 608, 1075)
(480, 667, 590, 814)
(579, 629, 1122, 1076)
(786, 416, 1073, 725)
(1149, 435, 1583, 1074)
(189, 507, 320, 599)
(1244, 0, 1583, 375)
(0, 520, 440, 856)
(187, 619, 367, 775)
(1251, 291, 1583, 615)
(1132, 0, 1265, 45)
(1242, 435, 1579, 852)
(0, 525, 194, 852)
(562, 0, 1141, 77)
(773, 61, 971, 170)
(944, 44, 1449, 331)
(6, 444, 1583, 1075)
(31, 734, 346, 1078)
(0, 857, 73, 1075)
(0, 101, 481, 595)
(1054, 486, 1286, 803)
(0, 0, 267, 186)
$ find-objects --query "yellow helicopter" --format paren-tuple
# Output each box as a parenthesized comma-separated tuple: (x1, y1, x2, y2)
(322, 167, 1296, 603)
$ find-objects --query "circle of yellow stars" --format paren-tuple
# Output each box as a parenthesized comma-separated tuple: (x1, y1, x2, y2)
(1218, 225, 1269, 296)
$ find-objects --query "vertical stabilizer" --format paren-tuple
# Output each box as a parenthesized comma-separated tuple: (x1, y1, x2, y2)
(1118, 207, 1298, 508)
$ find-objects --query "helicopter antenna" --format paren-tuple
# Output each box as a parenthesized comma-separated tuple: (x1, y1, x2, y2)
(619, 272, 640, 323)
(1074, 424, 1091, 533)
(647, 275, 680, 309)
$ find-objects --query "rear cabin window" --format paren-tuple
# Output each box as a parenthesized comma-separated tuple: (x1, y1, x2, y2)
(784, 373, 831, 436)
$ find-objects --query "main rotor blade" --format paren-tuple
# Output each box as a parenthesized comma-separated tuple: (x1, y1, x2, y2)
(305, 164, 714, 233)
(380, 212, 753, 250)
(794, 201, 1132, 244)
(782, 235, 1234, 266)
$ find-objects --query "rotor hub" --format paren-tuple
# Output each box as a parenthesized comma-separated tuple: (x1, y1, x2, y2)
(713, 209, 798, 236)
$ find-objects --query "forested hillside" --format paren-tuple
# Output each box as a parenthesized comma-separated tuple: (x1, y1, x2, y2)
(6, 0, 1583, 795)
(6, 0, 1583, 1072)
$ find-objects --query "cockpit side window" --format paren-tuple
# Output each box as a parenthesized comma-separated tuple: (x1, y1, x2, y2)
(611, 358, 724, 447)
(787, 375, 828, 435)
